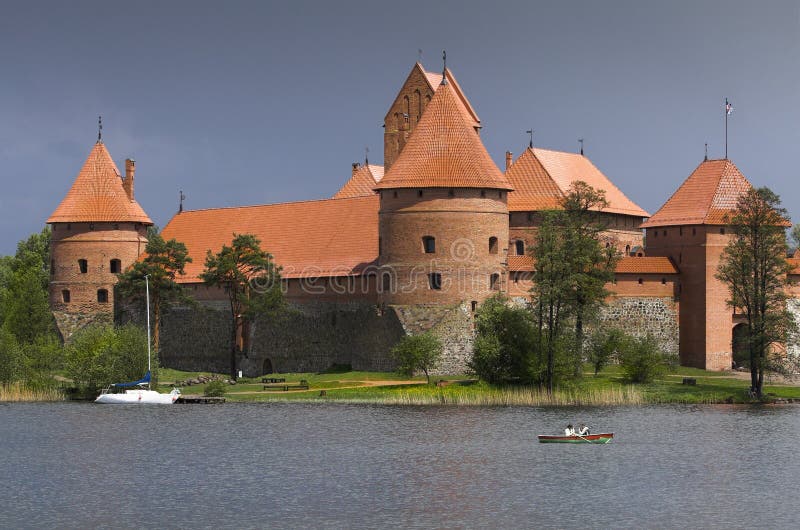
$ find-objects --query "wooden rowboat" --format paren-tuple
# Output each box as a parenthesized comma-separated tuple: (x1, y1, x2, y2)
(538, 433, 614, 444)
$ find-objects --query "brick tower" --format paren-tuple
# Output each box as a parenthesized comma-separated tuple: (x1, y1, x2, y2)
(641, 158, 752, 370)
(375, 77, 513, 306)
(47, 141, 153, 339)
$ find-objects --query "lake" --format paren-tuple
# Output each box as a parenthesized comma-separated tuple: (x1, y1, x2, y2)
(1, 402, 798, 529)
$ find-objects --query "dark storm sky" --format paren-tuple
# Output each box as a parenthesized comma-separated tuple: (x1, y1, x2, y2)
(1, 0, 798, 254)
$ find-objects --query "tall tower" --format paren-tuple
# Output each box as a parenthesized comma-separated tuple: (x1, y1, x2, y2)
(641, 158, 752, 370)
(375, 78, 512, 306)
(47, 141, 153, 339)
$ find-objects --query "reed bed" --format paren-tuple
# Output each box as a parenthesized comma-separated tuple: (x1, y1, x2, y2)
(0, 383, 65, 402)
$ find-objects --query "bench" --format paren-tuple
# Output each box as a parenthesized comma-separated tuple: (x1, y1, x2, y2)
(682, 378, 697, 385)
(262, 379, 309, 391)
(261, 378, 286, 384)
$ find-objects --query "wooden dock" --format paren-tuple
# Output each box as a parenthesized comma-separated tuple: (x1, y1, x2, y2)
(176, 395, 226, 404)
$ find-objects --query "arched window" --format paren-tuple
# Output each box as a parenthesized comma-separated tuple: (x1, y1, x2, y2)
(625, 245, 631, 255)
(78, 259, 88, 273)
(515, 240, 525, 256)
(62, 290, 70, 303)
(97, 289, 109, 303)
(382, 273, 392, 293)
(403, 95, 410, 121)
(428, 272, 442, 290)
(422, 236, 436, 254)
(490, 273, 500, 290)
(489, 237, 498, 255)
(110, 259, 121, 274)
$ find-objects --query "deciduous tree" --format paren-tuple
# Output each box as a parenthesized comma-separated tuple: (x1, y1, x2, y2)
(391, 332, 442, 384)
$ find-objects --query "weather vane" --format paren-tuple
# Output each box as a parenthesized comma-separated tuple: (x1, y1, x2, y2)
(579, 138, 584, 155)
(441, 50, 447, 84)
(526, 129, 534, 149)
(98, 115, 103, 142)
(179, 190, 186, 213)
(365, 146, 369, 165)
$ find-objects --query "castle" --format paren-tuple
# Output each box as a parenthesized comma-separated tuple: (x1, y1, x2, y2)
(47, 62, 800, 375)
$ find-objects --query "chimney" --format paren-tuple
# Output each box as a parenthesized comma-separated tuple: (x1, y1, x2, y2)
(124, 159, 135, 201)
(505, 151, 513, 171)
(352, 162, 360, 176)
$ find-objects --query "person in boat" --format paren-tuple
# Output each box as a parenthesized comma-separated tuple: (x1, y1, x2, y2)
(577, 424, 590, 435)
(564, 424, 575, 436)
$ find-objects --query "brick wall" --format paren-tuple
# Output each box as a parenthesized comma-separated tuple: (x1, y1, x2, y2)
(383, 65, 436, 171)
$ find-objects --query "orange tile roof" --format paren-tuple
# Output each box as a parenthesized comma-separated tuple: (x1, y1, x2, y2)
(641, 159, 752, 228)
(375, 82, 512, 191)
(506, 147, 649, 216)
(160, 195, 379, 282)
(507, 255, 534, 271)
(615, 256, 678, 274)
(47, 142, 153, 224)
(788, 258, 800, 275)
(418, 64, 480, 129)
(332, 164, 384, 199)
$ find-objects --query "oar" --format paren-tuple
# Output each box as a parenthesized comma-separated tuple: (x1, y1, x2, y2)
(575, 432, 594, 443)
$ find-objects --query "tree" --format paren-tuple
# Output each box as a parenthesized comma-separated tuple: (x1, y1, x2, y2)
(470, 294, 537, 384)
(716, 187, 796, 399)
(589, 328, 626, 376)
(791, 223, 800, 252)
(116, 232, 191, 353)
(200, 233, 283, 380)
(391, 332, 442, 384)
(530, 182, 618, 392)
(619, 334, 672, 384)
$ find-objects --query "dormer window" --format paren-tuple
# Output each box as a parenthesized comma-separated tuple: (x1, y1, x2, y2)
(422, 236, 436, 254)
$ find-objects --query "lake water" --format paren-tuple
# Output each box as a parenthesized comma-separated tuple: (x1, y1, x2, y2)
(1, 402, 799, 529)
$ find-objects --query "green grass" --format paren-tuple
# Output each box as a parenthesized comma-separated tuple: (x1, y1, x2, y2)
(155, 367, 800, 405)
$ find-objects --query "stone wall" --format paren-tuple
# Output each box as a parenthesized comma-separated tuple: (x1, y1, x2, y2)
(596, 296, 679, 355)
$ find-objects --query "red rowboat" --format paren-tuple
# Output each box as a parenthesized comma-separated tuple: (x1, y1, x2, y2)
(538, 433, 614, 444)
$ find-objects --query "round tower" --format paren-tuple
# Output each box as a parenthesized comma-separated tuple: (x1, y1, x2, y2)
(375, 79, 512, 305)
(47, 142, 152, 339)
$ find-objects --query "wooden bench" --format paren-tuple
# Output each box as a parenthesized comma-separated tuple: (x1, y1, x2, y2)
(261, 378, 286, 384)
(262, 379, 309, 391)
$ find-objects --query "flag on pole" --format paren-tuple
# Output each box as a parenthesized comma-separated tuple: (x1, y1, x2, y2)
(726, 100, 733, 115)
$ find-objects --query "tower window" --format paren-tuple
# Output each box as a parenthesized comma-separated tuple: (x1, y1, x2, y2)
(720, 228, 726, 235)
(382, 273, 392, 293)
(393, 191, 398, 198)
(481, 190, 486, 198)
(78, 259, 88, 274)
(489, 237, 498, 255)
(418, 190, 423, 198)
(428, 273, 442, 290)
(471, 301, 478, 312)
(515, 240, 525, 256)
(625, 245, 631, 255)
(448, 189, 454, 197)
(490, 273, 500, 290)
(62, 290, 70, 303)
(110, 259, 121, 274)
(638, 278, 643, 285)
(97, 289, 109, 303)
(422, 236, 436, 254)
(693, 227, 697, 236)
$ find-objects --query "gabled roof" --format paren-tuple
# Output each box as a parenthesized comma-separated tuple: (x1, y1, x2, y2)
(47, 142, 152, 224)
(375, 82, 512, 190)
(641, 159, 752, 228)
(506, 147, 649, 216)
(333, 164, 384, 199)
(388, 63, 480, 129)
(160, 195, 379, 282)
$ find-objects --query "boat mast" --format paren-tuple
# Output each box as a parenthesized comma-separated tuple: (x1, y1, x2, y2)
(145, 274, 151, 389)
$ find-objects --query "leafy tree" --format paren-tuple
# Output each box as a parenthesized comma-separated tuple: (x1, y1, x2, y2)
(791, 223, 800, 252)
(200, 233, 284, 380)
(589, 328, 626, 376)
(64, 323, 153, 392)
(619, 334, 672, 384)
(391, 332, 442, 384)
(470, 295, 537, 384)
(116, 232, 192, 353)
(716, 187, 796, 399)
(0, 328, 22, 385)
(530, 182, 617, 392)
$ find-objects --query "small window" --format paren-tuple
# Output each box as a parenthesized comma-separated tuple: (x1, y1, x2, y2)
(110, 259, 121, 274)
(422, 236, 436, 254)
(418, 190, 423, 198)
(527, 213, 533, 222)
(382, 273, 391, 292)
(489, 237, 498, 255)
(513, 273, 519, 284)
(62, 290, 70, 303)
(679, 227, 683, 236)
(720, 228, 726, 235)
(393, 191, 398, 198)
(448, 189, 454, 197)
(490, 273, 500, 290)
(693, 227, 697, 236)
(663, 230, 667, 237)
(661, 278, 667, 285)
(638, 278, 643, 285)
(97, 289, 109, 303)
(515, 240, 525, 256)
(471, 301, 478, 312)
(653, 231, 658, 238)
(428, 273, 442, 290)
(625, 245, 631, 255)
(481, 190, 486, 198)
(78, 259, 88, 274)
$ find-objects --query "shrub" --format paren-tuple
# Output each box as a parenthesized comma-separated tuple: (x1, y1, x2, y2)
(391, 332, 442, 384)
(619, 334, 671, 383)
(589, 328, 627, 375)
(204, 380, 227, 397)
(0, 328, 21, 384)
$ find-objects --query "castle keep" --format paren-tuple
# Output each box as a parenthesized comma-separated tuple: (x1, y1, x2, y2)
(47, 62, 800, 374)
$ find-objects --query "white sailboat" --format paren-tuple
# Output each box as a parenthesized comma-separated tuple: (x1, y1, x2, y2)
(95, 275, 181, 404)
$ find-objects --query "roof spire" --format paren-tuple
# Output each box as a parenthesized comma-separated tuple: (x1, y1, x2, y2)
(441, 50, 447, 85)
(365, 146, 369, 165)
(526, 129, 533, 149)
(418, 48, 423, 63)
(179, 190, 186, 214)
(97, 115, 103, 143)
(704, 142, 708, 161)
(579, 138, 584, 155)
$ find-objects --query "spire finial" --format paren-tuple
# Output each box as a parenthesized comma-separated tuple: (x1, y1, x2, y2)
(179, 190, 186, 214)
(97, 115, 103, 142)
(418, 49, 423, 63)
(365, 146, 369, 165)
(704, 142, 708, 161)
(579, 138, 584, 155)
(441, 50, 447, 85)
(526, 129, 534, 149)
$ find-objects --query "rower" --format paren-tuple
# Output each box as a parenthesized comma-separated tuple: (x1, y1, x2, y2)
(577, 423, 590, 435)
(564, 424, 575, 436)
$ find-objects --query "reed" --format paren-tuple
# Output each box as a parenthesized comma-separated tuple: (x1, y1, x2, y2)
(0, 383, 65, 402)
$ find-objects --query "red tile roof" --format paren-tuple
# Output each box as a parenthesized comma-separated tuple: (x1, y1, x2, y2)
(375, 82, 512, 191)
(615, 256, 678, 274)
(160, 195, 379, 282)
(507, 255, 534, 271)
(506, 147, 649, 216)
(47, 142, 152, 224)
(788, 258, 800, 275)
(418, 64, 480, 129)
(333, 164, 384, 199)
(641, 159, 752, 228)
